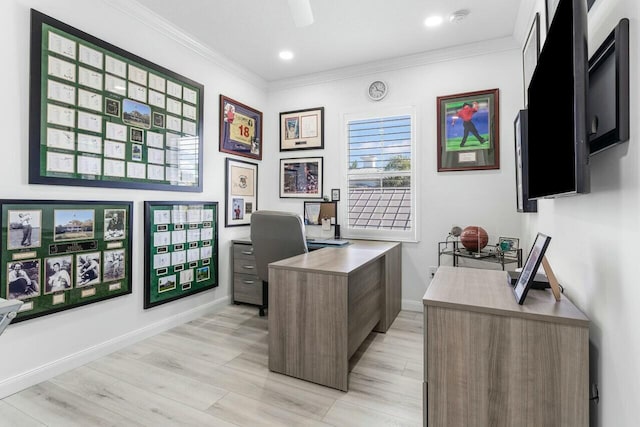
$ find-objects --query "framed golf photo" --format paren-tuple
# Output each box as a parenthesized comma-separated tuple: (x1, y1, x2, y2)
(437, 88, 500, 172)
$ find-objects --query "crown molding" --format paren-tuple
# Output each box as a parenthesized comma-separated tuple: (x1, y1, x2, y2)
(104, 0, 267, 91)
(267, 36, 519, 92)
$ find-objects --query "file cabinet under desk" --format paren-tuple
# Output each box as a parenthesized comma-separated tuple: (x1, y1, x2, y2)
(231, 240, 263, 307)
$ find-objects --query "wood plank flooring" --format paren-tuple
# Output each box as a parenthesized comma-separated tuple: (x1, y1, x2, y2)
(0, 305, 423, 426)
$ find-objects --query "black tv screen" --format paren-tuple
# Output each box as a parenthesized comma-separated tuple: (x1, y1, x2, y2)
(527, 0, 590, 199)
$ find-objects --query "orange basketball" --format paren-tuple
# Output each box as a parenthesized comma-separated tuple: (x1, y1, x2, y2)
(460, 226, 489, 252)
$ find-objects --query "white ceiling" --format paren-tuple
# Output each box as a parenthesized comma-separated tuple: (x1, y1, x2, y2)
(131, 0, 526, 83)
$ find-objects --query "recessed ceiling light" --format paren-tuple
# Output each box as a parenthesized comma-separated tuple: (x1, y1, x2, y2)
(424, 15, 443, 27)
(279, 50, 294, 60)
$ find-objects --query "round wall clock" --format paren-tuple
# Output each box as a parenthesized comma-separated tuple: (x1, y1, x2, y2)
(368, 80, 388, 101)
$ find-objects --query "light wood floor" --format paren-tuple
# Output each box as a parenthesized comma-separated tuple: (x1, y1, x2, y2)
(0, 305, 423, 426)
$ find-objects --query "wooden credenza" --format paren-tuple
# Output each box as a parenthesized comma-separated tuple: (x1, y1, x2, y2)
(423, 266, 589, 427)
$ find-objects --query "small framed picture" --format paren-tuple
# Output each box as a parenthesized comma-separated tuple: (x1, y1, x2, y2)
(522, 13, 540, 106)
(513, 233, 551, 305)
(130, 127, 144, 143)
(498, 237, 519, 252)
(279, 107, 324, 151)
(280, 157, 323, 199)
(331, 188, 340, 201)
(225, 158, 258, 227)
(105, 98, 120, 118)
(152, 112, 165, 128)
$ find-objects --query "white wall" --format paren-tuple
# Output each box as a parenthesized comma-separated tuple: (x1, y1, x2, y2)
(264, 43, 525, 307)
(0, 0, 266, 398)
(523, 0, 640, 425)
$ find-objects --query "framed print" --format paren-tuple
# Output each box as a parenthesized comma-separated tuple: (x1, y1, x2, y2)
(523, 13, 540, 106)
(437, 88, 500, 172)
(144, 201, 218, 309)
(1, 200, 132, 323)
(514, 110, 537, 212)
(225, 158, 258, 227)
(280, 157, 323, 199)
(512, 233, 551, 304)
(545, 0, 560, 30)
(219, 95, 263, 160)
(331, 188, 340, 201)
(29, 9, 204, 192)
(279, 107, 324, 151)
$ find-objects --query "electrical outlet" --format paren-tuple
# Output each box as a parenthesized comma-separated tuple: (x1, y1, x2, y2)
(428, 266, 438, 279)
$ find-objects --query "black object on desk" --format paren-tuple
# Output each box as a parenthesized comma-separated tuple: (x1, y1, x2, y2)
(507, 270, 551, 290)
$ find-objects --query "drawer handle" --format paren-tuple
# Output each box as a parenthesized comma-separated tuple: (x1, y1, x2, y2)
(243, 280, 255, 284)
(241, 250, 253, 255)
(243, 265, 255, 269)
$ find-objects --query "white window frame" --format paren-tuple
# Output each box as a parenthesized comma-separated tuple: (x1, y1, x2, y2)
(340, 105, 418, 242)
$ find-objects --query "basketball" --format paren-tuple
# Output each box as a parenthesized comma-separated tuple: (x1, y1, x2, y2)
(459, 226, 489, 252)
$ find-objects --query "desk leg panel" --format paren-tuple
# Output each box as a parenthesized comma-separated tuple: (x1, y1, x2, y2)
(268, 269, 349, 391)
(377, 243, 402, 332)
(348, 259, 383, 359)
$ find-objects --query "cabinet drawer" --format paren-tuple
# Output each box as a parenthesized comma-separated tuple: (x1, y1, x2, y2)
(233, 244, 255, 260)
(233, 274, 262, 305)
(234, 259, 257, 275)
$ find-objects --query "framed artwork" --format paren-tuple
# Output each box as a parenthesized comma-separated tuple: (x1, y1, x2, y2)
(29, 10, 204, 192)
(144, 201, 218, 309)
(514, 110, 537, 213)
(512, 233, 551, 304)
(219, 95, 263, 160)
(225, 158, 258, 227)
(0, 199, 132, 323)
(331, 188, 340, 201)
(523, 13, 540, 106)
(545, 0, 560, 31)
(279, 157, 323, 199)
(437, 88, 500, 172)
(279, 107, 324, 151)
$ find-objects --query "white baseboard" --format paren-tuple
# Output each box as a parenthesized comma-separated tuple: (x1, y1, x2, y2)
(402, 299, 423, 313)
(0, 296, 230, 399)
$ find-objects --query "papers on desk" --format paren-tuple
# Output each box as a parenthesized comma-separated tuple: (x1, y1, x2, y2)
(307, 239, 349, 246)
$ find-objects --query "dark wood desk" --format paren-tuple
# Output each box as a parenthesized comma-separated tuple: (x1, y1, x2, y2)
(268, 240, 402, 391)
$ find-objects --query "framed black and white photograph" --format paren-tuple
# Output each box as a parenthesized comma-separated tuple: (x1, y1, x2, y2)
(523, 13, 540, 106)
(513, 233, 551, 304)
(7, 210, 42, 250)
(7, 260, 41, 301)
(1, 200, 133, 323)
(225, 158, 258, 227)
(280, 157, 323, 199)
(44, 255, 73, 294)
(331, 188, 340, 201)
(279, 107, 324, 151)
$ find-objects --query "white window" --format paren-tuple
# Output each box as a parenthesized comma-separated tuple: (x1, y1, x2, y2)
(342, 107, 417, 242)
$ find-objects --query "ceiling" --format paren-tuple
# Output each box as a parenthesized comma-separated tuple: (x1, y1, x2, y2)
(132, 0, 526, 83)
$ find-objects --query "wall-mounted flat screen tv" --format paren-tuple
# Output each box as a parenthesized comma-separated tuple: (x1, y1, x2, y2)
(526, 0, 590, 199)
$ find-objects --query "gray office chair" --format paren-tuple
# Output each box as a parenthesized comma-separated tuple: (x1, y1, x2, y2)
(250, 211, 308, 316)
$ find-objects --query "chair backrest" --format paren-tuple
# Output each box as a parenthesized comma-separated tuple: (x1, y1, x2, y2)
(250, 210, 308, 282)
